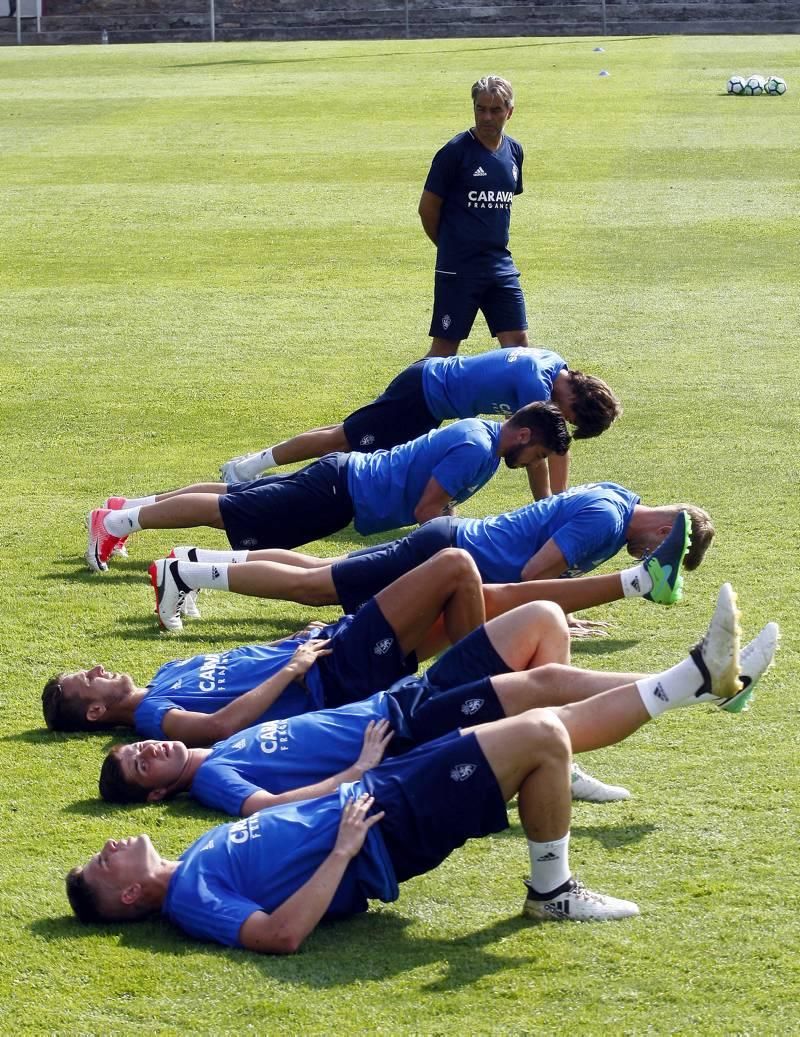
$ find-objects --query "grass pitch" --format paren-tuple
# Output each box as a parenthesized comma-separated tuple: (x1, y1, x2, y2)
(1, 33, 799, 1034)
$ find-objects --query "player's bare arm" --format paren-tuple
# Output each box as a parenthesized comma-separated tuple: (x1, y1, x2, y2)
(162, 640, 332, 747)
(414, 476, 457, 525)
(238, 794, 384, 954)
(240, 721, 394, 817)
(520, 539, 570, 582)
(418, 190, 443, 245)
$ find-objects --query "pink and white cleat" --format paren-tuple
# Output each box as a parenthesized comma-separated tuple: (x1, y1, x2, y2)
(86, 509, 121, 572)
(104, 497, 130, 558)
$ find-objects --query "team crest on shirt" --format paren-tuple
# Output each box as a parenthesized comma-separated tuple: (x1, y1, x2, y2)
(374, 637, 394, 656)
(450, 763, 477, 782)
(512, 164, 518, 182)
(473, 166, 487, 177)
(460, 698, 485, 716)
(442, 315, 452, 331)
(360, 434, 376, 447)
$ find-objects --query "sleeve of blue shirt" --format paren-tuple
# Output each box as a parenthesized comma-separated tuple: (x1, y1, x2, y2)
(550, 501, 623, 570)
(191, 764, 261, 818)
(424, 137, 461, 199)
(431, 441, 492, 501)
(513, 140, 524, 195)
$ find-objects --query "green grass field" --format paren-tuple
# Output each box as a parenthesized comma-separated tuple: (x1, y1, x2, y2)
(1, 33, 799, 1034)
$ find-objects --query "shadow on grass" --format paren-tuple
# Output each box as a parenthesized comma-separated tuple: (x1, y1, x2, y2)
(164, 36, 659, 71)
(31, 909, 552, 987)
(571, 638, 639, 658)
(571, 821, 657, 850)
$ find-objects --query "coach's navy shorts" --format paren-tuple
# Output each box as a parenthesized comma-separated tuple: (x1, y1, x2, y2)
(342, 361, 439, 452)
(365, 731, 509, 884)
(429, 270, 528, 342)
(331, 516, 460, 614)
(317, 598, 417, 709)
(219, 453, 353, 551)
(385, 675, 504, 756)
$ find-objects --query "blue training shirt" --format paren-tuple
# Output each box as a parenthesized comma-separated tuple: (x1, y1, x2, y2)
(162, 787, 398, 948)
(132, 621, 351, 739)
(346, 418, 502, 536)
(424, 129, 524, 275)
(190, 692, 409, 817)
(454, 482, 641, 582)
(422, 348, 567, 421)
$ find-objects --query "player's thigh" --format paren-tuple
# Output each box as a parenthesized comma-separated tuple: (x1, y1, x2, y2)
(342, 362, 438, 452)
(429, 272, 480, 342)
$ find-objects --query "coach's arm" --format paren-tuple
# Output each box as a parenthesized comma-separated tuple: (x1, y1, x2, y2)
(238, 794, 384, 954)
(418, 190, 443, 246)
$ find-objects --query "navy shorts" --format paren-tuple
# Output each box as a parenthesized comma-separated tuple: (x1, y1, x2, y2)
(429, 270, 528, 342)
(317, 598, 417, 709)
(331, 516, 460, 614)
(219, 453, 353, 551)
(386, 675, 505, 755)
(342, 361, 439, 452)
(365, 731, 509, 884)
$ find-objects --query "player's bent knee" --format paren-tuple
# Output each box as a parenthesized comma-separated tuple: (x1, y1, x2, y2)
(437, 547, 481, 584)
(523, 708, 571, 757)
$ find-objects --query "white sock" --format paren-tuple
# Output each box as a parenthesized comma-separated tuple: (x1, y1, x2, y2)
(636, 656, 704, 717)
(121, 494, 157, 508)
(528, 833, 571, 895)
(621, 561, 653, 598)
(177, 547, 249, 563)
(176, 561, 230, 592)
(104, 507, 142, 537)
(237, 448, 276, 480)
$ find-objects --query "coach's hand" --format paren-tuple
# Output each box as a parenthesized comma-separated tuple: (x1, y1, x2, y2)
(354, 719, 394, 775)
(334, 793, 384, 860)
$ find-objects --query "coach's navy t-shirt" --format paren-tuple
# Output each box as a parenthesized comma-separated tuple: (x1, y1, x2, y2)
(424, 129, 524, 275)
(422, 348, 566, 421)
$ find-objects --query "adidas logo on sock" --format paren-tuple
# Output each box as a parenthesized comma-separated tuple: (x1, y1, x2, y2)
(536, 851, 559, 862)
(653, 682, 668, 702)
(631, 576, 640, 592)
(473, 166, 487, 176)
(211, 566, 220, 580)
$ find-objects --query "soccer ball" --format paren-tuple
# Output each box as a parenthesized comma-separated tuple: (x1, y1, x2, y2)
(743, 75, 766, 96)
(727, 75, 746, 95)
(764, 75, 787, 96)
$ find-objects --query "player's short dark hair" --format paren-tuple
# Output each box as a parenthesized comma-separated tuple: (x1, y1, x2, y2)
(66, 866, 106, 923)
(42, 674, 98, 733)
(471, 75, 514, 108)
(99, 746, 150, 804)
(506, 401, 571, 456)
(672, 505, 715, 570)
(568, 370, 623, 440)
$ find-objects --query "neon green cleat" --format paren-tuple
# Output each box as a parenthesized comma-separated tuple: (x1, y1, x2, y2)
(644, 511, 691, 605)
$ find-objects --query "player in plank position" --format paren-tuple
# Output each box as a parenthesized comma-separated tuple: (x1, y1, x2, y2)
(66, 586, 776, 947)
(220, 347, 621, 499)
(86, 404, 569, 572)
(145, 492, 709, 632)
(97, 601, 778, 815)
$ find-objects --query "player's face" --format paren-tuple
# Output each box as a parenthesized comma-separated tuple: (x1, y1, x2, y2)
(473, 91, 513, 142)
(82, 834, 159, 901)
(626, 531, 662, 559)
(59, 665, 136, 707)
(504, 443, 550, 470)
(116, 740, 190, 792)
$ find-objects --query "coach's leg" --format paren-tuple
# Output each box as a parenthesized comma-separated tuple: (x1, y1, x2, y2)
(496, 330, 529, 347)
(376, 549, 485, 658)
(426, 337, 461, 358)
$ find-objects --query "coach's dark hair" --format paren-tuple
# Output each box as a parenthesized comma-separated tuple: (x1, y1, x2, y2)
(100, 746, 150, 805)
(506, 401, 571, 456)
(42, 674, 106, 733)
(673, 505, 715, 571)
(568, 371, 623, 440)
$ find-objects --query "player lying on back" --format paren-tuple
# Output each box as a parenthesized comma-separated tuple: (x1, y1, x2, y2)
(86, 403, 569, 572)
(97, 599, 778, 815)
(145, 493, 708, 631)
(220, 347, 621, 499)
(66, 586, 778, 948)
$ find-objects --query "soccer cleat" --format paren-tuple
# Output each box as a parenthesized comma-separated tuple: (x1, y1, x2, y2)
(523, 878, 640, 922)
(720, 621, 779, 714)
(689, 583, 742, 703)
(104, 497, 130, 557)
(85, 509, 121, 572)
(571, 762, 631, 803)
(643, 510, 690, 604)
(220, 456, 251, 485)
(181, 590, 201, 619)
(149, 558, 185, 631)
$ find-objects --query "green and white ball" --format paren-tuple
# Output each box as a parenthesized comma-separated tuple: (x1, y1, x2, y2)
(764, 75, 787, 96)
(743, 75, 766, 96)
(727, 75, 746, 95)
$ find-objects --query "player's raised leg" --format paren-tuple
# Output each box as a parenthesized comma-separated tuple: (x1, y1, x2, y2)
(222, 425, 349, 483)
